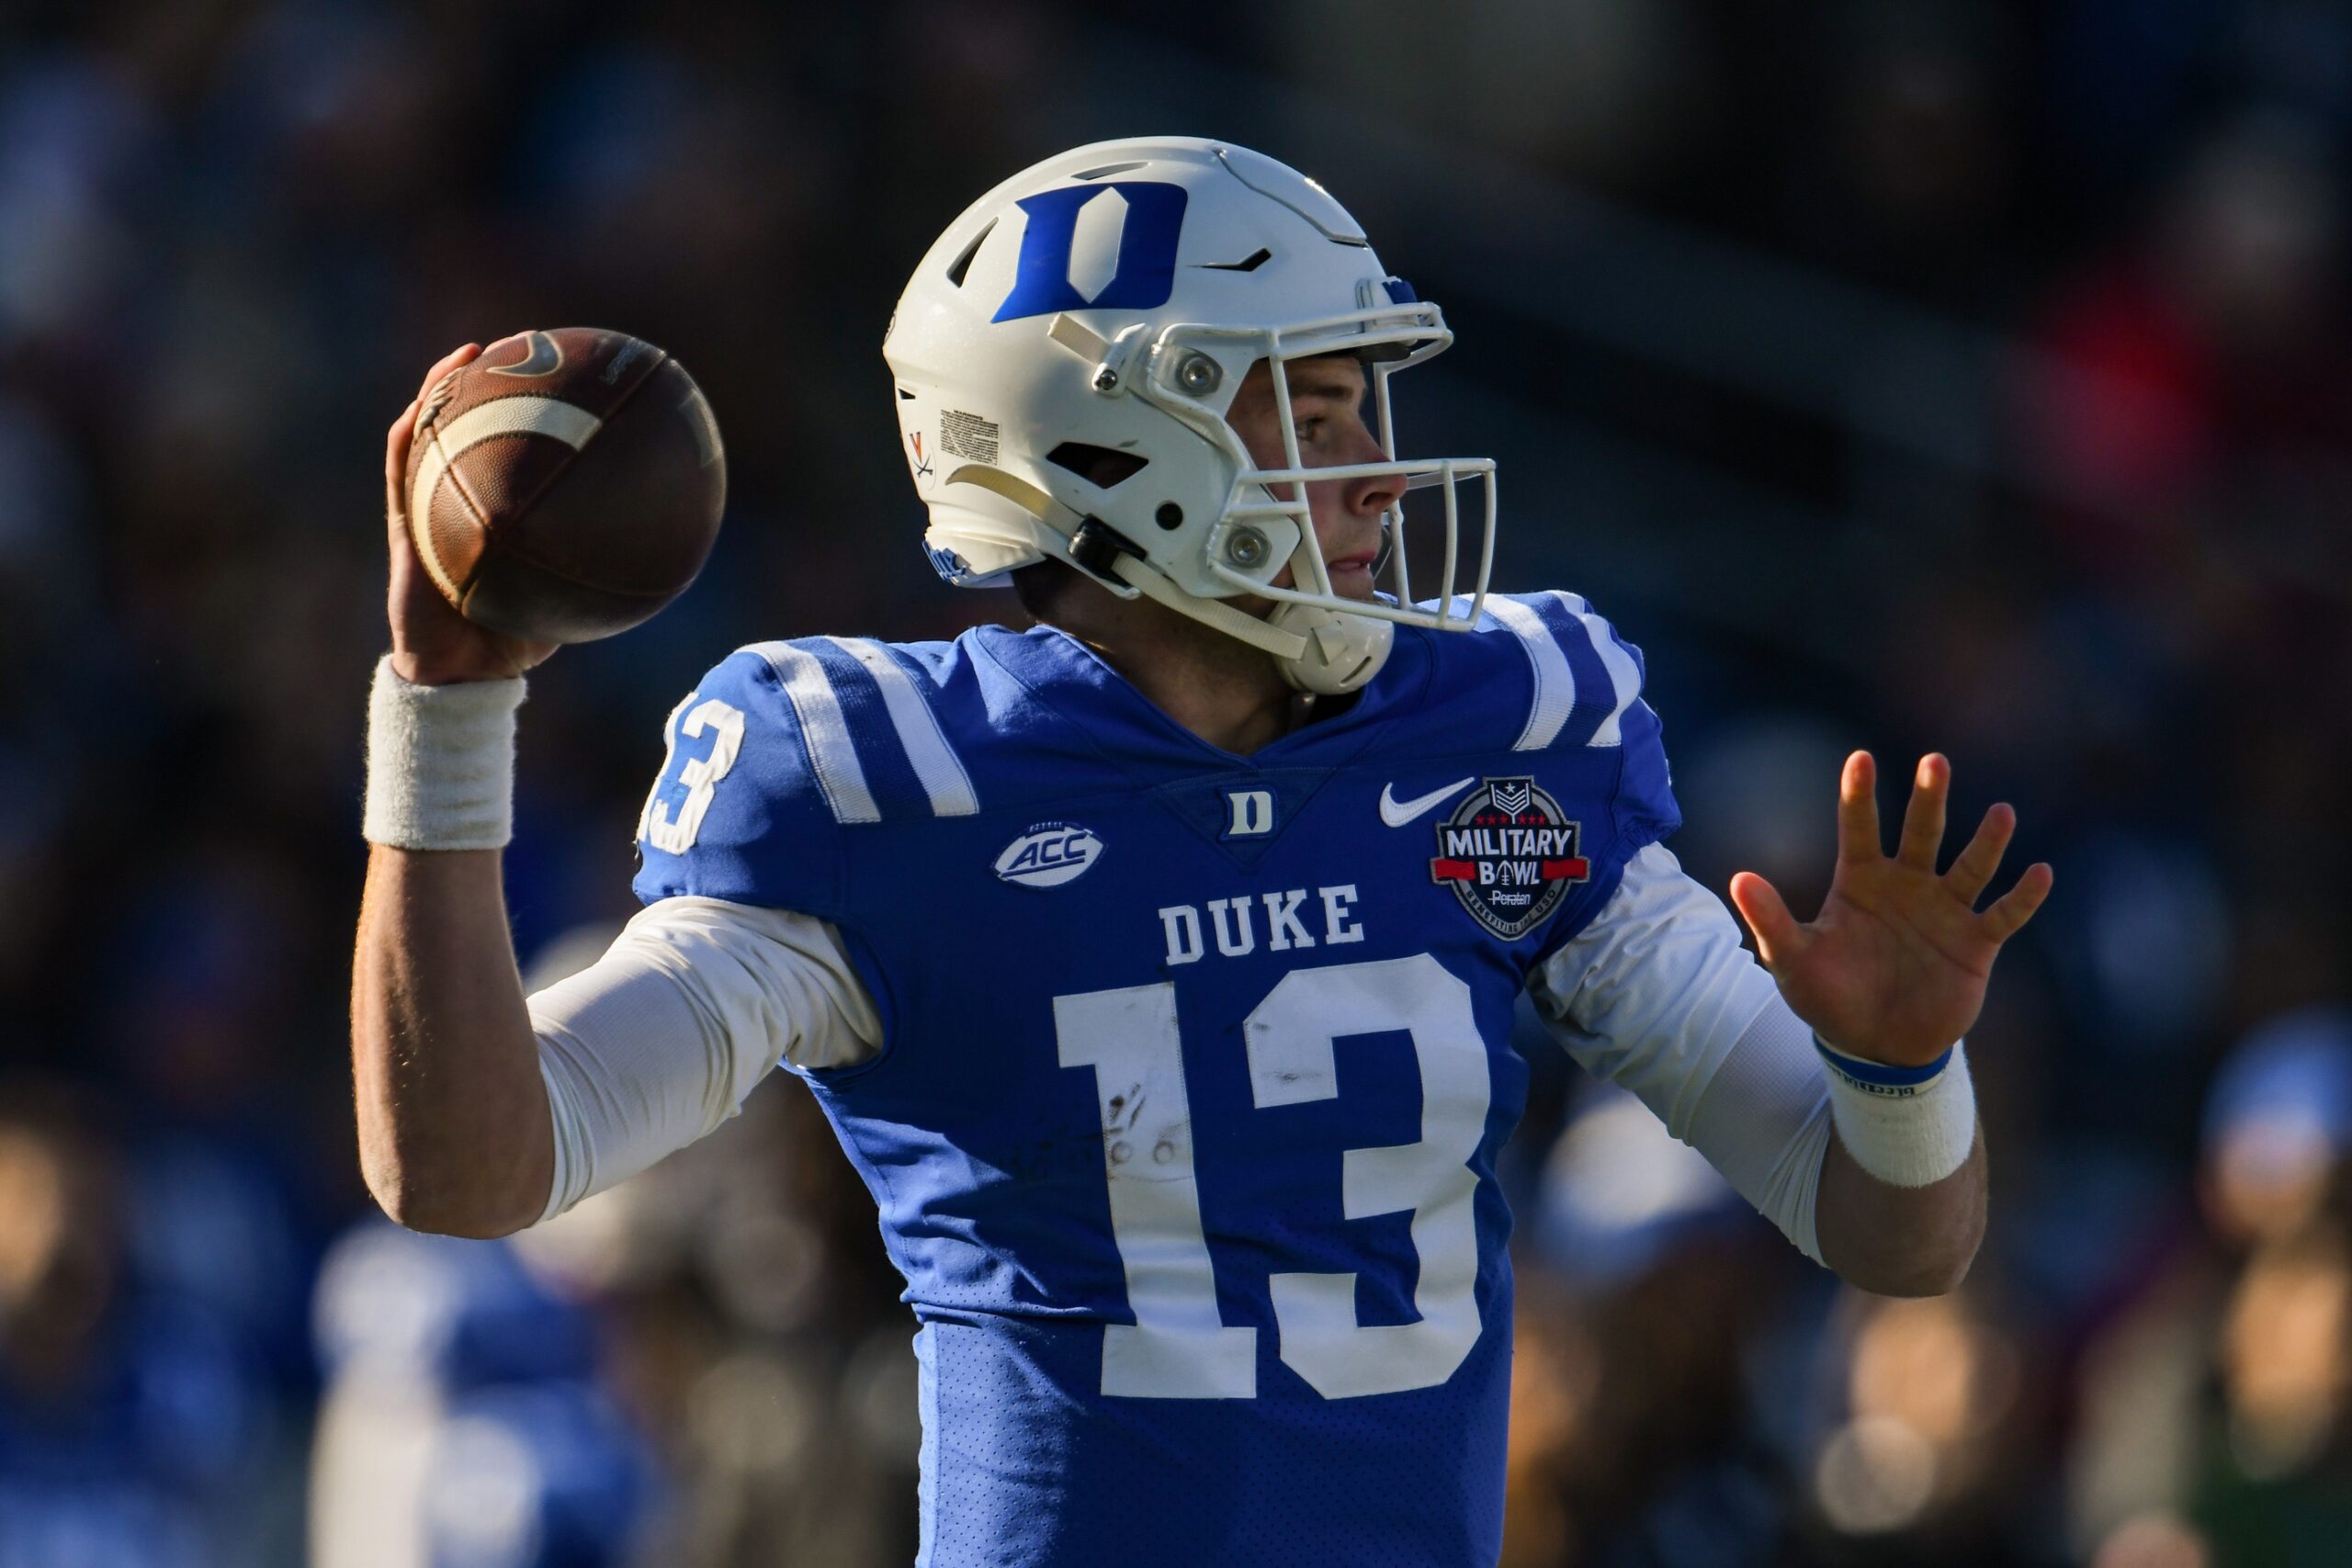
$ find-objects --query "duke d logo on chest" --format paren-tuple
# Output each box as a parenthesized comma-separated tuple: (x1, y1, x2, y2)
(1430, 777, 1590, 939)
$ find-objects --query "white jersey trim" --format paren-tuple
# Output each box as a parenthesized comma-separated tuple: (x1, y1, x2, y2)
(1480, 595, 1577, 752)
(826, 637, 980, 818)
(1569, 600, 1643, 748)
(752, 641, 882, 824)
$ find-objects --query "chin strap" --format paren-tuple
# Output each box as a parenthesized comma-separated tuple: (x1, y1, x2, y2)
(1114, 554, 1393, 694)
(1108, 554, 1310, 661)
(944, 461, 1389, 691)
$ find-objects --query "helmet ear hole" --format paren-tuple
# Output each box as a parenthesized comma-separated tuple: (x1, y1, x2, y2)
(1044, 442, 1148, 489)
(1155, 503, 1183, 530)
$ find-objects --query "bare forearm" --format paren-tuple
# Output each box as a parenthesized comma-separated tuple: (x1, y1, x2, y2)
(1815, 1123, 1985, 1296)
(351, 845, 552, 1236)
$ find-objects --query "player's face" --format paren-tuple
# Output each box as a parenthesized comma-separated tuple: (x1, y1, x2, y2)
(1223, 355, 1398, 603)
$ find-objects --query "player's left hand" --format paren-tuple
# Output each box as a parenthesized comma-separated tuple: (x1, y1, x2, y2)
(1726, 751, 2053, 1069)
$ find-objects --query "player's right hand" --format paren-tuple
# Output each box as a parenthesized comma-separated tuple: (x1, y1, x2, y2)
(384, 344, 559, 685)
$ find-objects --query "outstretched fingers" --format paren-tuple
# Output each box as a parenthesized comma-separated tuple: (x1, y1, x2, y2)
(1837, 750, 1883, 866)
(1895, 753, 1949, 871)
(1728, 871, 1808, 971)
(1944, 803, 2016, 906)
(1979, 861, 2054, 943)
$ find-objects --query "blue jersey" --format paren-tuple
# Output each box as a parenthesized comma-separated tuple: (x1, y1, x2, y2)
(633, 594, 1679, 1568)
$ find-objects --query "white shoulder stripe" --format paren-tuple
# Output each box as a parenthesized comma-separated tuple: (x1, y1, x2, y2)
(750, 642, 880, 824)
(1482, 595, 1577, 751)
(1571, 602, 1642, 747)
(825, 637, 979, 817)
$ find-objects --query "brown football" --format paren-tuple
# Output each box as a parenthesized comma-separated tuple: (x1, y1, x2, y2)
(402, 327, 726, 643)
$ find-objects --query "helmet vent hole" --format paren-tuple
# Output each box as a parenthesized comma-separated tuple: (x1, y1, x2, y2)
(1071, 161, 1147, 180)
(1196, 247, 1272, 274)
(897, 387, 916, 400)
(944, 220, 995, 288)
(1046, 442, 1148, 490)
(1155, 503, 1183, 530)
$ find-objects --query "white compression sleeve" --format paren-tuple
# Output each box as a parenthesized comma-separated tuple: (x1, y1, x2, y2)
(1529, 842, 1835, 1264)
(526, 897, 882, 1223)
(1684, 1000, 1835, 1265)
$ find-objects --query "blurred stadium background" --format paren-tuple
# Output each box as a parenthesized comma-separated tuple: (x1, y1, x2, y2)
(3, 1, 2349, 1563)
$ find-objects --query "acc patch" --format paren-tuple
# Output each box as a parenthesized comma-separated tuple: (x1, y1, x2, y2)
(995, 822, 1103, 888)
(1430, 777, 1589, 939)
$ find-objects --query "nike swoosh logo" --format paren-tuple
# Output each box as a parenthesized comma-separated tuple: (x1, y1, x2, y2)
(484, 330, 564, 378)
(1379, 776, 1476, 828)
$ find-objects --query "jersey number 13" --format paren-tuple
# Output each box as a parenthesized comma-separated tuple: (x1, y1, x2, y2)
(1055, 953, 1488, 1402)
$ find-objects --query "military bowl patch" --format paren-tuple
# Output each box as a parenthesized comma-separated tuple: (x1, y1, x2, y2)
(1430, 777, 1589, 939)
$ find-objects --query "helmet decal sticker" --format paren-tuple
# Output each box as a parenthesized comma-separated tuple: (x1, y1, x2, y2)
(993, 181, 1190, 322)
(941, 409, 1001, 464)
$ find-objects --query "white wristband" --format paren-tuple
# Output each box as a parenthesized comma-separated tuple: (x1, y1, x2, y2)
(1815, 1035, 1977, 1188)
(362, 655, 526, 851)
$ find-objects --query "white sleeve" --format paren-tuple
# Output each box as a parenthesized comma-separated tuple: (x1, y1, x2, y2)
(1527, 842, 1834, 1264)
(525, 897, 883, 1224)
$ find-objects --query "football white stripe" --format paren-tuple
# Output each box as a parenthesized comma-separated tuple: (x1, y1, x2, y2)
(752, 642, 881, 824)
(827, 637, 979, 817)
(407, 396, 604, 570)
(1568, 599, 1642, 747)
(1482, 595, 1576, 751)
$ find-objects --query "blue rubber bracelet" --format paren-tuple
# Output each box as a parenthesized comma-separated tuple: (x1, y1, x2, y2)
(1813, 1034, 1954, 1095)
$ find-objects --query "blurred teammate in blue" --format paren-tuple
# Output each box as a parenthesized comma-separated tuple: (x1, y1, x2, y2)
(350, 138, 2052, 1567)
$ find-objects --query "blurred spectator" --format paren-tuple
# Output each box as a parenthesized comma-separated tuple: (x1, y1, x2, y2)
(1506, 1084, 1804, 1565)
(0, 1080, 300, 1567)
(2200, 1009, 2352, 1247)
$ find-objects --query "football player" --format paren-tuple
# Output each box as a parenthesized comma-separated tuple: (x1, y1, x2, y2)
(352, 138, 2052, 1567)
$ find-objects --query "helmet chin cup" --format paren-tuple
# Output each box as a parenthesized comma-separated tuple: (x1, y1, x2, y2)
(1271, 601, 1394, 695)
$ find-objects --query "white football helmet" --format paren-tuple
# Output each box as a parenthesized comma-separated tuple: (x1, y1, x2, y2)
(883, 136, 1495, 694)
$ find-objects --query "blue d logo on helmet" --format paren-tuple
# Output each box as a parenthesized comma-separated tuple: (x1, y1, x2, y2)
(992, 182, 1191, 321)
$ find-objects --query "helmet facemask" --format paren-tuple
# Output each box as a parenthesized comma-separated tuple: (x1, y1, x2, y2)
(1121, 299, 1496, 692)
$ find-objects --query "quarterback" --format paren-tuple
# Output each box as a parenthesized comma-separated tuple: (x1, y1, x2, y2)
(352, 139, 2052, 1566)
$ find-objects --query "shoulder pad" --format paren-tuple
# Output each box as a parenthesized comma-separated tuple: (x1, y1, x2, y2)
(1413, 591, 1656, 753)
(1424, 591, 1679, 839)
(632, 637, 982, 912)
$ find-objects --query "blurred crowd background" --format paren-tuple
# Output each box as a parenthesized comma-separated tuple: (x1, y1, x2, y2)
(4, 1, 2350, 1564)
